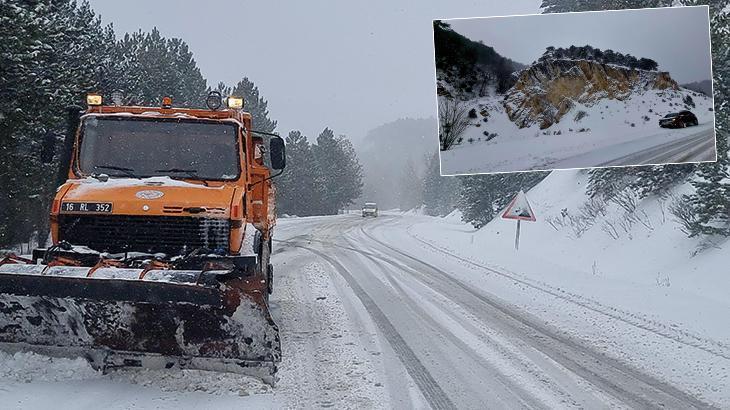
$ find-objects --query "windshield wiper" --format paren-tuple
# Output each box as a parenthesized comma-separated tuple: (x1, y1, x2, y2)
(155, 168, 209, 186)
(95, 165, 139, 179)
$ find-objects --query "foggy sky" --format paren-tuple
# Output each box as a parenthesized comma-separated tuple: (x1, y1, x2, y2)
(449, 6, 712, 85)
(86, 0, 541, 141)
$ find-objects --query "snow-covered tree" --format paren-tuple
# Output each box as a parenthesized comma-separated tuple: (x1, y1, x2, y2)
(311, 128, 363, 215)
(0, 0, 117, 247)
(276, 131, 324, 216)
(229, 78, 277, 133)
(422, 152, 460, 216)
(398, 159, 423, 212)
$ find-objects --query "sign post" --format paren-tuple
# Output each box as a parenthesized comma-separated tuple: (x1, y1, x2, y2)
(501, 190, 536, 251)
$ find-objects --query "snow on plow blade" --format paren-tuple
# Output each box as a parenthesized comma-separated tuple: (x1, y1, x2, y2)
(0, 264, 280, 384)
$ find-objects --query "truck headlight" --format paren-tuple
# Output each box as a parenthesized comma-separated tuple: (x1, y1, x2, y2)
(87, 94, 102, 106)
(227, 96, 244, 109)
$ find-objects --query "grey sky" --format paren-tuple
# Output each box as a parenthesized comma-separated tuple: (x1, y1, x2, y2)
(449, 6, 712, 85)
(87, 0, 540, 141)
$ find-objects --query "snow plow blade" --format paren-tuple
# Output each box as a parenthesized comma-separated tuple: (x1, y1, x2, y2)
(0, 261, 280, 384)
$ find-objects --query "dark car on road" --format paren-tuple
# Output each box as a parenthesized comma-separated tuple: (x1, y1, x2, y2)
(659, 110, 698, 128)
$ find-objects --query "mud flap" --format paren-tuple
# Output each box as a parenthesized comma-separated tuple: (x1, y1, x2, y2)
(0, 266, 280, 384)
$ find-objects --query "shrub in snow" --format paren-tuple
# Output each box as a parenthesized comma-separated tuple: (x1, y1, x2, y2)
(655, 273, 671, 287)
(438, 98, 470, 150)
(683, 94, 695, 108)
(574, 110, 588, 122)
(630, 123, 635, 127)
(468, 137, 474, 144)
(468, 108, 478, 118)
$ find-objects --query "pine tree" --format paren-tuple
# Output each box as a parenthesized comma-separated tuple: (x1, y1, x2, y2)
(398, 159, 422, 211)
(0, 0, 117, 247)
(630, 164, 695, 198)
(229, 78, 277, 133)
(111, 29, 207, 107)
(311, 128, 363, 215)
(422, 152, 460, 216)
(685, 130, 730, 236)
(276, 130, 323, 216)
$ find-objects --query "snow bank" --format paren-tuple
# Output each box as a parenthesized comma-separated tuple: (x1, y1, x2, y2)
(0, 350, 276, 409)
(0, 351, 99, 383)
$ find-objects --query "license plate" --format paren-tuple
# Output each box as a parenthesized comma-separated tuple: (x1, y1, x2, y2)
(61, 202, 113, 213)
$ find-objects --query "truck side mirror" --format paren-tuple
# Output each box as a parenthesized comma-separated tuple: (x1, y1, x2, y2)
(40, 132, 57, 164)
(269, 136, 286, 170)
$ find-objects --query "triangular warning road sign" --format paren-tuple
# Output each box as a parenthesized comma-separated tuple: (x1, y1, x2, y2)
(501, 190, 536, 222)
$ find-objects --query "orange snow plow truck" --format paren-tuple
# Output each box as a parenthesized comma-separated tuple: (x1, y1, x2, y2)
(0, 92, 285, 384)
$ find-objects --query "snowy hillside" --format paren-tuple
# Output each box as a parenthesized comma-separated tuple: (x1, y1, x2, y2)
(406, 169, 730, 405)
(441, 86, 715, 175)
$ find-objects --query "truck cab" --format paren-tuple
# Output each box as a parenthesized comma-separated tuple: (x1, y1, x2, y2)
(45, 93, 286, 292)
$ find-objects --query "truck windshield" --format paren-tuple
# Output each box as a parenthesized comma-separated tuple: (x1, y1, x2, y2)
(78, 116, 240, 180)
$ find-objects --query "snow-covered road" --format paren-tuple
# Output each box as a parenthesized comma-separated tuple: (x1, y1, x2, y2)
(550, 124, 717, 169)
(0, 213, 725, 409)
(271, 214, 720, 409)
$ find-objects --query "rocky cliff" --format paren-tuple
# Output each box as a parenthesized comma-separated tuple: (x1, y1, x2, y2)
(503, 59, 679, 129)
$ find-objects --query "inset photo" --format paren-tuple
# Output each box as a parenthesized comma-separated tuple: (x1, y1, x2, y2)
(434, 6, 716, 175)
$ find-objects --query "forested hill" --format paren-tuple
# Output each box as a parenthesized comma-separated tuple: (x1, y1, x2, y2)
(433, 20, 526, 98)
(537, 45, 659, 71)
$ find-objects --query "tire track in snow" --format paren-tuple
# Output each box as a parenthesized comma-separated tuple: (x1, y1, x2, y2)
(283, 243, 457, 410)
(596, 127, 715, 167)
(396, 219, 730, 362)
(357, 219, 717, 409)
(338, 235, 555, 409)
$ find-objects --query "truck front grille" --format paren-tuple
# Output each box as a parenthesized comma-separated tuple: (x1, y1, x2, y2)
(58, 214, 230, 255)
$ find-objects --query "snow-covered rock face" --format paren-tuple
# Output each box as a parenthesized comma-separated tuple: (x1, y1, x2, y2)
(504, 59, 679, 129)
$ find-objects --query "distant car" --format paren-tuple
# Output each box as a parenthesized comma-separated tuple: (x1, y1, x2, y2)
(362, 202, 378, 217)
(659, 110, 698, 128)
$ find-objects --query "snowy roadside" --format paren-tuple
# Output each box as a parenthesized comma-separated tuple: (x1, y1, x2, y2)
(376, 172, 729, 406)
(0, 350, 276, 410)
